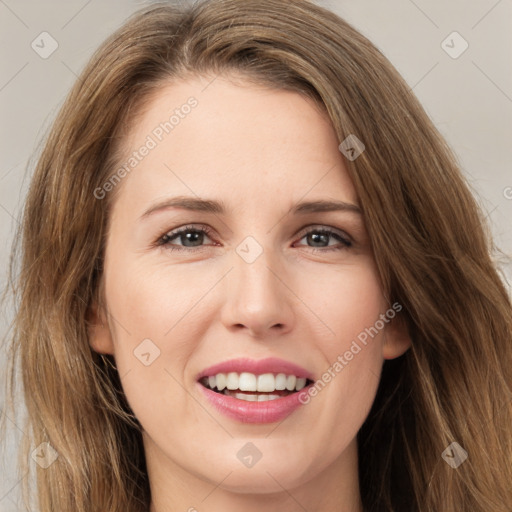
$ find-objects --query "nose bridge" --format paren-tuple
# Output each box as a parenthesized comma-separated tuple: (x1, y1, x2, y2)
(221, 235, 294, 335)
(236, 243, 276, 300)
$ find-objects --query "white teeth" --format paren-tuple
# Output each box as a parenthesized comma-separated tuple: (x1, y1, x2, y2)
(239, 372, 257, 392)
(257, 373, 275, 392)
(227, 391, 281, 402)
(203, 372, 309, 393)
(286, 375, 297, 391)
(257, 393, 280, 401)
(226, 372, 239, 390)
(216, 373, 227, 391)
(233, 392, 258, 401)
(296, 377, 306, 390)
(275, 373, 287, 390)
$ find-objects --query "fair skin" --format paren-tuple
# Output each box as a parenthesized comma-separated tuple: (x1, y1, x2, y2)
(89, 73, 410, 512)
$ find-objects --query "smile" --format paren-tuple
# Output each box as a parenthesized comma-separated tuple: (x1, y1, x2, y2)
(199, 372, 312, 402)
(196, 358, 315, 423)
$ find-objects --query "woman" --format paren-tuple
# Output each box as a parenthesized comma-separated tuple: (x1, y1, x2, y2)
(3, 0, 511, 510)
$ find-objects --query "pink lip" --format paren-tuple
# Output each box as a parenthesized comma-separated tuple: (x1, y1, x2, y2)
(196, 357, 313, 424)
(197, 383, 312, 424)
(196, 357, 314, 380)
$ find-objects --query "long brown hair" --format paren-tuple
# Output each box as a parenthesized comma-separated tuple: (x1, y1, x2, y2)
(3, 0, 511, 510)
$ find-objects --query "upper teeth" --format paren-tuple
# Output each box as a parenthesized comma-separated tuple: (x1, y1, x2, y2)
(205, 372, 308, 392)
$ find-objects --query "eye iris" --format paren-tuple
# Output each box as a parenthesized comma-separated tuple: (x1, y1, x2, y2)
(308, 232, 329, 247)
(181, 230, 203, 247)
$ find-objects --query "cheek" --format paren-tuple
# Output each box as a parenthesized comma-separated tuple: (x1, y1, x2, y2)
(295, 259, 386, 450)
(306, 257, 386, 347)
(103, 266, 205, 438)
(105, 254, 212, 346)
(328, 262, 386, 387)
(101, 258, 207, 417)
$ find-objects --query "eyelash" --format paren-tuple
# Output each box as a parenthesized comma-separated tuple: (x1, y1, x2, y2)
(155, 224, 353, 253)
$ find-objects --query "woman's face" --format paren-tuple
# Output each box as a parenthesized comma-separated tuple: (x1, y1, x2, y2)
(90, 74, 409, 498)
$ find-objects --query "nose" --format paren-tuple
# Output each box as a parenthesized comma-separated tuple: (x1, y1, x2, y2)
(220, 246, 295, 338)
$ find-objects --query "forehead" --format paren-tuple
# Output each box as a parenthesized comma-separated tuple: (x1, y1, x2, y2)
(110, 74, 358, 215)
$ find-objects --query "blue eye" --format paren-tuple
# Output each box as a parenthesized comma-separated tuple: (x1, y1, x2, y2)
(295, 228, 352, 252)
(156, 224, 352, 253)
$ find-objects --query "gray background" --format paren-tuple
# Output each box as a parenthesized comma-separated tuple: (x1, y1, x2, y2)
(1, 0, 511, 510)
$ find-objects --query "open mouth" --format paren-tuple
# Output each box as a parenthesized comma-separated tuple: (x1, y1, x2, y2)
(199, 372, 314, 402)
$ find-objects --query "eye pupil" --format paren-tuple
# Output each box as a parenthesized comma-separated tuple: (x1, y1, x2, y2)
(308, 232, 329, 247)
(182, 231, 203, 246)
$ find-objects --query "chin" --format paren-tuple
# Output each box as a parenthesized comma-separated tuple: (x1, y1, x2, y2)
(197, 453, 313, 494)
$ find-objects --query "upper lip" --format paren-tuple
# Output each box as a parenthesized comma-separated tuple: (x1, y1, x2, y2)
(196, 357, 314, 381)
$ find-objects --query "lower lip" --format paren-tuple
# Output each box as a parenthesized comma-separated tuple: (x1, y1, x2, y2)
(197, 383, 311, 424)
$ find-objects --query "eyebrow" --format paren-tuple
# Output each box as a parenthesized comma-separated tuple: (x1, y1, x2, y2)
(140, 195, 362, 219)
(292, 199, 361, 215)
